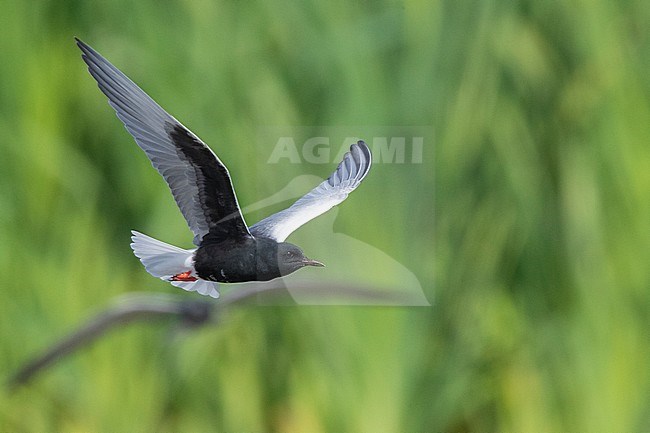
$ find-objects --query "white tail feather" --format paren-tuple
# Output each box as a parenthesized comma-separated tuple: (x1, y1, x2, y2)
(170, 280, 220, 299)
(130, 230, 220, 298)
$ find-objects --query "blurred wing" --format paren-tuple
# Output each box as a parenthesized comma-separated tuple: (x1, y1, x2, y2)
(250, 141, 371, 242)
(76, 38, 250, 245)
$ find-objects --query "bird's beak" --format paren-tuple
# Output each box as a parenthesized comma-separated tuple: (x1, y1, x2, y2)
(303, 258, 325, 267)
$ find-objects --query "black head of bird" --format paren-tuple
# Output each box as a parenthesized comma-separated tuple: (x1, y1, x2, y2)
(76, 38, 371, 298)
(276, 242, 325, 276)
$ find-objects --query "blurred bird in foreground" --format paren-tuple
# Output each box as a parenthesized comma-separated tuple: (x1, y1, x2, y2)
(76, 38, 372, 298)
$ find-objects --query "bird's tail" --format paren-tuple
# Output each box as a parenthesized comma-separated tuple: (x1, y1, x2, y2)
(130, 231, 220, 298)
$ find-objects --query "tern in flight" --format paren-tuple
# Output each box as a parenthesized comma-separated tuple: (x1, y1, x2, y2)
(76, 38, 372, 298)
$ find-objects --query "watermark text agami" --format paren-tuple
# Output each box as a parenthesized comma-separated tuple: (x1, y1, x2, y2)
(268, 136, 424, 164)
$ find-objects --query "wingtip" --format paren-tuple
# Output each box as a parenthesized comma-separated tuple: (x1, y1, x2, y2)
(349, 139, 372, 180)
(351, 140, 371, 162)
(74, 36, 85, 49)
(353, 140, 370, 155)
(75, 37, 92, 61)
(130, 229, 142, 244)
(74, 37, 97, 59)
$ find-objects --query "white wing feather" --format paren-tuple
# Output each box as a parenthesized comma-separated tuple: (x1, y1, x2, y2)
(250, 141, 371, 242)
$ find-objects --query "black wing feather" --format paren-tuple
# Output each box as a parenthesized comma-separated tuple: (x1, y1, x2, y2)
(76, 38, 251, 244)
(167, 123, 251, 242)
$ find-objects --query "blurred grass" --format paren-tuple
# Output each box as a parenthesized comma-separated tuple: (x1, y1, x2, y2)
(1, 0, 649, 431)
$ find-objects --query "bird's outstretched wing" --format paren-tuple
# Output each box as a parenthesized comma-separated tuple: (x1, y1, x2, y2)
(76, 38, 250, 245)
(250, 141, 371, 242)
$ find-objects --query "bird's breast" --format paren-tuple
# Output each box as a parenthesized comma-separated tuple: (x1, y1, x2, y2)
(193, 238, 281, 283)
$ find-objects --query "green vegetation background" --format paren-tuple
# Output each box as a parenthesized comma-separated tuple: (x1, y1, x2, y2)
(1, 0, 649, 431)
